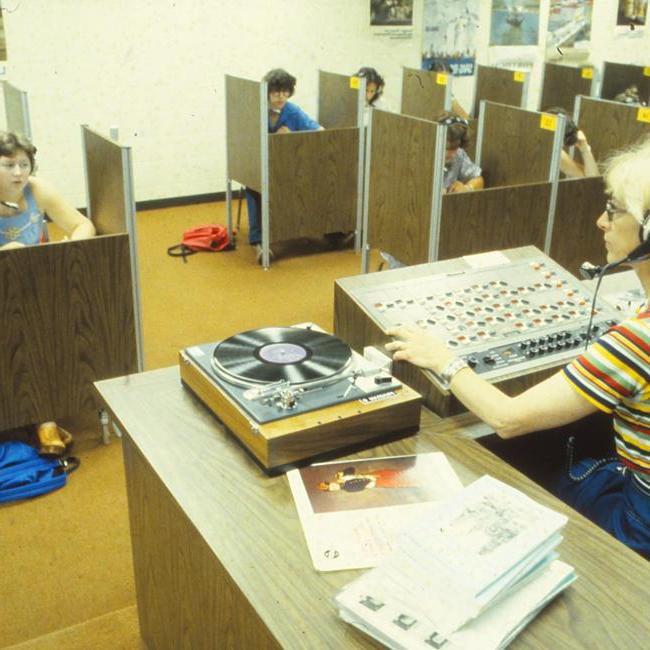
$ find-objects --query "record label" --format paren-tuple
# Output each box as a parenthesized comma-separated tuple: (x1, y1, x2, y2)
(212, 326, 352, 386)
(258, 342, 309, 365)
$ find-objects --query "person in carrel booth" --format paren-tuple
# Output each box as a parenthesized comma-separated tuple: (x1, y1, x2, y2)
(245, 68, 322, 263)
(0, 131, 95, 456)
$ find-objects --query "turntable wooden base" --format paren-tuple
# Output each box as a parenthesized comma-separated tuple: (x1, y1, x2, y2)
(179, 350, 422, 474)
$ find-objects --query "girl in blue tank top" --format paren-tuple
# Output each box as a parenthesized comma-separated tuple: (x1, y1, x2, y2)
(0, 131, 95, 251)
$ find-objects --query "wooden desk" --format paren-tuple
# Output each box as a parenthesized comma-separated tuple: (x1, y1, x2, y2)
(95, 367, 650, 649)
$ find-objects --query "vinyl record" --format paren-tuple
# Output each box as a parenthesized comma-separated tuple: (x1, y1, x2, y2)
(212, 326, 352, 386)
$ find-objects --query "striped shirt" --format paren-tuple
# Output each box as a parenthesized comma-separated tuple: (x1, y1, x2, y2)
(563, 310, 650, 485)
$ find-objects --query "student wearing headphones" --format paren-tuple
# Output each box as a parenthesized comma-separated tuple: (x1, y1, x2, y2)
(386, 136, 650, 559)
(245, 68, 322, 261)
(544, 107, 599, 178)
(0, 131, 96, 455)
(356, 66, 385, 109)
(437, 111, 484, 193)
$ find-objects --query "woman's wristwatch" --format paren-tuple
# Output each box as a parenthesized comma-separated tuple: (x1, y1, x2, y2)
(439, 356, 469, 387)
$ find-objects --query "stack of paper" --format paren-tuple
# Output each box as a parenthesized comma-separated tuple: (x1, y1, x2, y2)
(334, 475, 576, 650)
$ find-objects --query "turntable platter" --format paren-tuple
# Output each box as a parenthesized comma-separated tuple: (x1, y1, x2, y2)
(211, 327, 353, 386)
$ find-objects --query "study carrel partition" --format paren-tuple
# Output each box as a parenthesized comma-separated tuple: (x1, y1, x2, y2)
(471, 65, 529, 118)
(475, 101, 564, 188)
(549, 175, 606, 277)
(600, 61, 650, 105)
(225, 74, 360, 267)
(539, 63, 595, 113)
(2, 81, 31, 139)
(0, 128, 140, 431)
(435, 183, 550, 262)
(575, 95, 650, 162)
(317, 70, 364, 129)
(400, 67, 450, 122)
(361, 109, 443, 272)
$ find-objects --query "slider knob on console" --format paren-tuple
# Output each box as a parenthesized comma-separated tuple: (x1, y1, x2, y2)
(466, 356, 478, 369)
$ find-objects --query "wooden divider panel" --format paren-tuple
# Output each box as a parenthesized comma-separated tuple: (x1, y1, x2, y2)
(540, 63, 593, 112)
(226, 75, 262, 191)
(479, 102, 556, 187)
(268, 128, 358, 241)
(401, 67, 447, 122)
(366, 110, 437, 266)
(577, 96, 650, 162)
(437, 183, 550, 261)
(550, 176, 606, 276)
(318, 71, 358, 129)
(0, 236, 137, 430)
(472, 65, 526, 117)
(601, 62, 650, 105)
(83, 127, 131, 235)
(3, 81, 30, 138)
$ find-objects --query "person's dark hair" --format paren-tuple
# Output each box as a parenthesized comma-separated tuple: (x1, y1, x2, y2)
(436, 111, 470, 149)
(543, 106, 578, 147)
(428, 60, 452, 74)
(263, 68, 296, 97)
(0, 131, 36, 172)
(356, 66, 385, 105)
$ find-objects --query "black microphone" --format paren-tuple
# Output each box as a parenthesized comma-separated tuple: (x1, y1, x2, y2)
(579, 238, 650, 279)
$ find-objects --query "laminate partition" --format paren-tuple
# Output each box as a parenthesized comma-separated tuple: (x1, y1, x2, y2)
(317, 70, 361, 129)
(400, 67, 449, 122)
(539, 63, 595, 112)
(576, 96, 650, 162)
(436, 182, 550, 261)
(600, 61, 650, 105)
(81, 125, 143, 371)
(0, 236, 137, 431)
(225, 74, 262, 192)
(363, 109, 442, 270)
(471, 65, 528, 117)
(549, 175, 606, 276)
(268, 128, 358, 241)
(2, 81, 31, 139)
(476, 102, 562, 187)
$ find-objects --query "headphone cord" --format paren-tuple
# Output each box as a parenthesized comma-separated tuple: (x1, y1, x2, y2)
(565, 436, 618, 483)
(583, 263, 611, 350)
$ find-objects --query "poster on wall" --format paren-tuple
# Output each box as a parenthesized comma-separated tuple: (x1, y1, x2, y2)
(370, 0, 414, 40)
(489, 0, 541, 47)
(0, 8, 6, 61)
(616, 0, 648, 31)
(546, 0, 593, 61)
(421, 0, 479, 76)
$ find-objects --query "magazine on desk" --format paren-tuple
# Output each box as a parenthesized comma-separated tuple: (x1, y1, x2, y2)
(287, 453, 463, 572)
(334, 475, 576, 650)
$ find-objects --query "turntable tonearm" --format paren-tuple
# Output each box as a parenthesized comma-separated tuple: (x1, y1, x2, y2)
(179, 325, 422, 473)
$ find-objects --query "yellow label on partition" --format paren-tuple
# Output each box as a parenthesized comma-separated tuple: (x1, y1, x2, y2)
(436, 73, 448, 85)
(644, 67, 650, 76)
(581, 67, 594, 79)
(349, 76, 360, 89)
(540, 114, 558, 131)
(513, 71, 525, 82)
(638, 107, 650, 123)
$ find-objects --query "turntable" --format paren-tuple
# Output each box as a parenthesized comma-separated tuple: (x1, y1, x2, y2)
(179, 325, 422, 473)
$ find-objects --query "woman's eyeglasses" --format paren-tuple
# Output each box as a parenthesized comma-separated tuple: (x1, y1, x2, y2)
(605, 199, 627, 222)
(268, 89, 291, 97)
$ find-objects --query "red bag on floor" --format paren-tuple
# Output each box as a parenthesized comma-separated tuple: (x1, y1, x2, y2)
(167, 224, 235, 261)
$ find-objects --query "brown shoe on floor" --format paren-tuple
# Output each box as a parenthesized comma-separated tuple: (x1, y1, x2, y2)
(36, 421, 67, 457)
